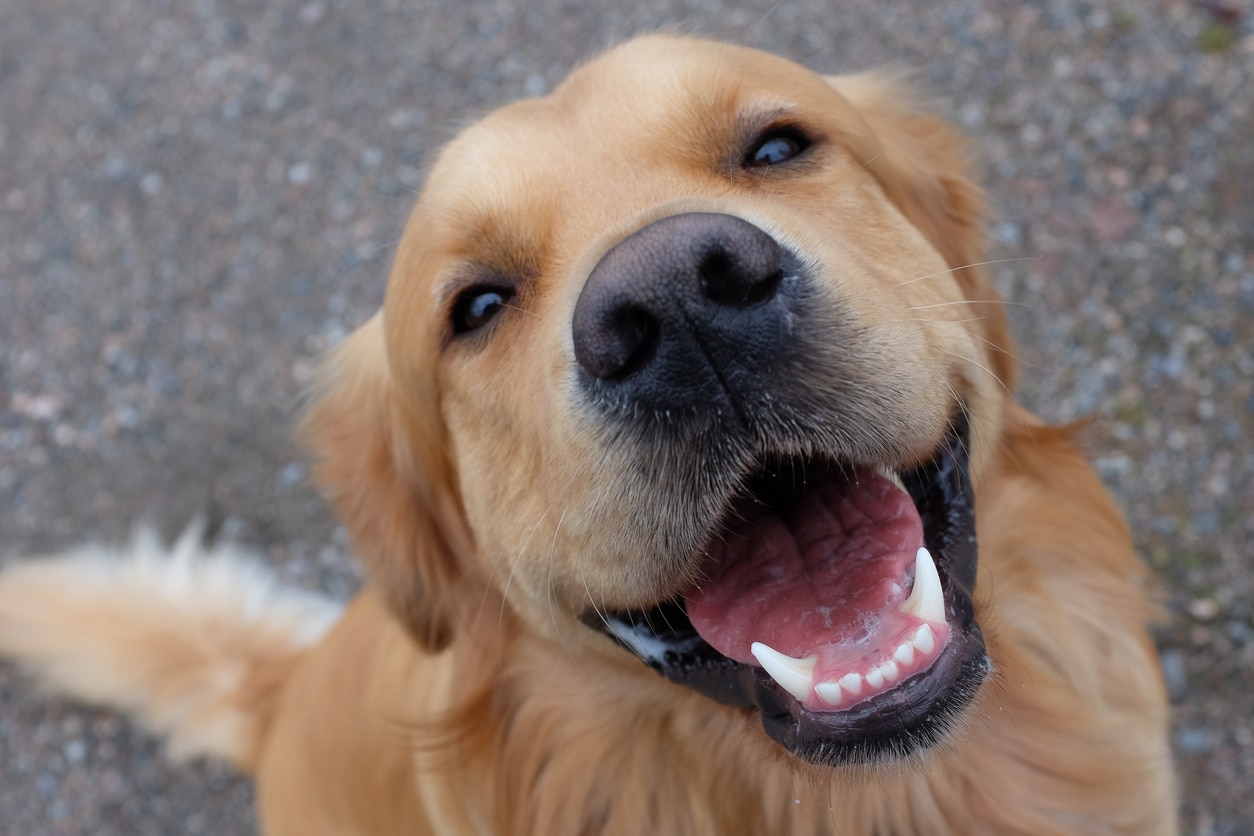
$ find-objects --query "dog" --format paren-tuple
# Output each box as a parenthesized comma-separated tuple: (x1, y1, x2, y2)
(0, 35, 1177, 834)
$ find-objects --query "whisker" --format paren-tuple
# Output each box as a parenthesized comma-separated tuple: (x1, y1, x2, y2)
(943, 350, 1013, 397)
(546, 509, 569, 638)
(892, 257, 1038, 289)
(889, 312, 1046, 373)
(496, 512, 549, 640)
(935, 378, 981, 497)
(582, 577, 609, 629)
(656, 597, 691, 636)
(580, 575, 648, 665)
(499, 301, 541, 320)
(750, 0, 785, 32)
(907, 298, 1038, 312)
(964, 330, 1048, 372)
(893, 315, 989, 326)
(474, 537, 509, 634)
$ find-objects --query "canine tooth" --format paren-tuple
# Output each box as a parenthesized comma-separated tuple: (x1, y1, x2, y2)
(912, 624, 936, 655)
(875, 464, 909, 494)
(865, 667, 886, 690)
(751, 642, 817, 703)
(878, 659, 900, 683)
(893, 641, 915, 666)
(898, 547, 946, 624)
(815, 681, 843, 706)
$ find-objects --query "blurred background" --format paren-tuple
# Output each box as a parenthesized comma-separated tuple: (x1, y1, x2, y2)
(1, 0, 1251, 833)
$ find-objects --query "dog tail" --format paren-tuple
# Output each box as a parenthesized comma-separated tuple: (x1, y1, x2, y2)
(0, 523, 342, 771)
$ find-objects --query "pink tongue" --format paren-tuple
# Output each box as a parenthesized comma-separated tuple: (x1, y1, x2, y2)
(686, 468, 923, 666)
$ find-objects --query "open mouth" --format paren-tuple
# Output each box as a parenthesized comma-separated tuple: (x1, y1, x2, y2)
(584, 413, 989, 766)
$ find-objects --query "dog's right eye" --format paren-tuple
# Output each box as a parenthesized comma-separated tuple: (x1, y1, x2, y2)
(744, 125, 812, 168)
(451, 285, 515, 334)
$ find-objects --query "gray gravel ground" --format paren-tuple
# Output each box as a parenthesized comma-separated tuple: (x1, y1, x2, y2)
(1, 0, 1251, 833)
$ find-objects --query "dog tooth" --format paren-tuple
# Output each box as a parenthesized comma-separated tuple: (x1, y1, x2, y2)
(814, 681, 843, 706)
(897, 547, 946, 624)
(751, 642, 817, 703)
(875, 464, 909, 494)
(912, 624, 936, 655)
(865, 667, 886, 690)
(878, 658, 900, 684)
(893, 641, 915, 666)
(838, 672, 863, 697)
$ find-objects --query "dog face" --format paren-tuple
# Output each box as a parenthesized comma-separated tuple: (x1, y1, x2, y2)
(306, 36, 1014, 766)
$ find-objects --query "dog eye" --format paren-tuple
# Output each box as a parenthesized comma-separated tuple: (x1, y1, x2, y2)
(745, 126, 811, 168)
(451, 285, 514, 334)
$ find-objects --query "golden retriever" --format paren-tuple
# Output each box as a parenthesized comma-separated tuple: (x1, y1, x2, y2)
(0, 35, 1177, 835)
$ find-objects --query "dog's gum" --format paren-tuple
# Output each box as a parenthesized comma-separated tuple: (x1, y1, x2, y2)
(766, 621, 951, 711)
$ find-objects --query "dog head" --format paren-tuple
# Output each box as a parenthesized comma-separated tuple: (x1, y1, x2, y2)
(304, 35, 1013, 767)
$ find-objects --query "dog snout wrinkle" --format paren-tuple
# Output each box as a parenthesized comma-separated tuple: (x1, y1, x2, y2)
(572, 213, 794, 412)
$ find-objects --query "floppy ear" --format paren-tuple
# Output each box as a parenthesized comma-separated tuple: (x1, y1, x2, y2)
(829, 73, 1016, 391)
(299, 313, 466, 650)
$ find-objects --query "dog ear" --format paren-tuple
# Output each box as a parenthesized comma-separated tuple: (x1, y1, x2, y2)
(299, 314, 466, 650)
(828, 73, 1016, 391)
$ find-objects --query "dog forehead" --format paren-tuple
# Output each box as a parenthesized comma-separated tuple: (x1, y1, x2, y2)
(556, 34, 823, 103)
(418, 37, 844, 204)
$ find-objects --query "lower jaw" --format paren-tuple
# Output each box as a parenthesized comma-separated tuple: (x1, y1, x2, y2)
(594, 599, 989, 767)
(755, 622, 990, 766)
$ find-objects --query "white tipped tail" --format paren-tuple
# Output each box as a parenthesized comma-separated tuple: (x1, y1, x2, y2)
(0, 524, 341, 770)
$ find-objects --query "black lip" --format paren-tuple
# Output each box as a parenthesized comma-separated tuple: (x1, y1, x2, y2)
(583, 413, 988, 766)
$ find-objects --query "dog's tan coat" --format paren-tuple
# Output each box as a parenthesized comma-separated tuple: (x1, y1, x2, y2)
(0, 36, 1175, 835)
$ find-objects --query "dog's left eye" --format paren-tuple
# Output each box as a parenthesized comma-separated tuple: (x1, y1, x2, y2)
(744, 126, 811, 168)
(451, 285, 514, 334)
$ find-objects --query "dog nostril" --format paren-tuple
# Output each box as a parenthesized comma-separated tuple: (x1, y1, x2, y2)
(699, 249, 784, 309)
(607, 306, 660, 380)
(580, 304, 660, 381)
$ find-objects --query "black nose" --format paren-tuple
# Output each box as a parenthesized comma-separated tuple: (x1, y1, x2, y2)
(572, 213, 794, 412)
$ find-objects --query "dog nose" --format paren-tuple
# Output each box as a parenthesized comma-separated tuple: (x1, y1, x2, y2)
(572, 212, 793, 411)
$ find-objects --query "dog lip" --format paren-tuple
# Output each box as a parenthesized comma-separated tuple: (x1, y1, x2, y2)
(583, 410, 987, 764)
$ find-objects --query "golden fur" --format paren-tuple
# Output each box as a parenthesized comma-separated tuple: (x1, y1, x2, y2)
(0, 36, 1175, 835)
